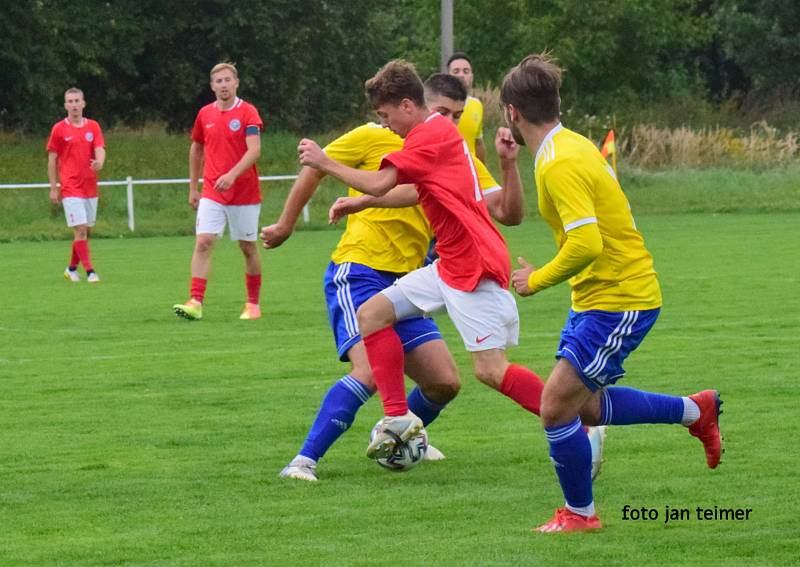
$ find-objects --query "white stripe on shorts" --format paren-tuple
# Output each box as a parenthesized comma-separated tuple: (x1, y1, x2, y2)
(334, 263, 358, 338)
(583, 311, 639, 378)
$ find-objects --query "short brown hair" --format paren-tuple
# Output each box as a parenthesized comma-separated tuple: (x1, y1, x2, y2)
(210, 62, 238, 79)
(64, 87, 84, 99)
(500, 53, 562, 125)
(365, 60, 425, 108)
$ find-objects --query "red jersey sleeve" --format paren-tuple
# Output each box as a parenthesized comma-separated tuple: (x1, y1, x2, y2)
(46, 123, 62, 154)
(380, 128, 436, 185)
(92, 122, 105, 149)
(191, 111, 205, 144)
(244, 104, 263, 131)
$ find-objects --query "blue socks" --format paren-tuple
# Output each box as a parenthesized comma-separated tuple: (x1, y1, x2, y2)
(407, 386, 447, 426)
(598, 387, 684, 426)
(545, 417, 593, 511)
(298, 378, 450, 462)
(299, 375, 372, 461)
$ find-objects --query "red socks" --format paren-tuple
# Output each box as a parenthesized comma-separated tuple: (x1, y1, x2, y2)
(69, 242, 80, 269)
(500, 364, 544, 416)
(73, 239, 93, 272)
(246, 273, 261, 305)
(190, 277, 207, 302)
(362, 326, 407, 416)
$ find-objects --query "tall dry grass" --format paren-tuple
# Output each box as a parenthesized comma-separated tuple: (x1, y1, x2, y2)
(473, 86, 800, 169)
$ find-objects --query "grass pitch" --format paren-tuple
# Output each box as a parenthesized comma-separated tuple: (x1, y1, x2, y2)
(0, 213, 798, 565)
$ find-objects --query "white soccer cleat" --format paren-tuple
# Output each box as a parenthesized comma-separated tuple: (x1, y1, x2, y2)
(423, 444, 446, 461)
(588, 425, 608, 481)
(87, 272, 100, 283)
(366, 411, 424, 459)
(64, 268, 80, 282)
(279, 456, 318, 482)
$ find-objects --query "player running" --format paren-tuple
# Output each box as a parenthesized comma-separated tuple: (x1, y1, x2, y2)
(47, 87, 106, 283)
(173, 63, 264, 321)
(297, 60, 550, 464)
(265, 72, 550, 482)
(502, 53, 723, 532)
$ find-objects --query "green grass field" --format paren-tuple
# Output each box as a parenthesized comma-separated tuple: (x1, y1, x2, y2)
(1, 213, 798, 565)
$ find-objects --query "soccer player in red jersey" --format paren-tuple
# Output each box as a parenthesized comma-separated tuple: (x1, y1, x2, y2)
(173, 63, 264, 321)
(47, 88, 106, 283)
(298, 60, 547, 459)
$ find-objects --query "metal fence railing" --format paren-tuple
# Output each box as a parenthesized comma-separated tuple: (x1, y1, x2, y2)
(0, 175, 301, 231)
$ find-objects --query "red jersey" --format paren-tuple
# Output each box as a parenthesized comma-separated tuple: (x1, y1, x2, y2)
(191, 97, 263, 205)
(381, 113, 510, 291)
(46, 118, 105, 198)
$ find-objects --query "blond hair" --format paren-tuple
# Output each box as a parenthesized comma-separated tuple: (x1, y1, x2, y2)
(210, 62, 238, 79)
(64, 87, 84, 99)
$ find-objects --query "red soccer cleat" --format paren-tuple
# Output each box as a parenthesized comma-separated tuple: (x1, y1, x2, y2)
(688, 389, 723, 469)
(534, 508, 602, 533)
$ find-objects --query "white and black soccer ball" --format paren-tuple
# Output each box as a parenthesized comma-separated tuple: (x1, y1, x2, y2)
(370, 419, 428, 472)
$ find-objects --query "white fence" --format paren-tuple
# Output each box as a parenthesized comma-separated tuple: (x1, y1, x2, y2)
(0, 175, 302, 231)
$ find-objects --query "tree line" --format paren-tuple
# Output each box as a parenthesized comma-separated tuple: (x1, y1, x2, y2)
(1, 0, 797, 134)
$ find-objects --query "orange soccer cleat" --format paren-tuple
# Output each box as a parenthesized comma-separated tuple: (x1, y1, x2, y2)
(688, 389, 723, 468)
(534, 508, 602, 533)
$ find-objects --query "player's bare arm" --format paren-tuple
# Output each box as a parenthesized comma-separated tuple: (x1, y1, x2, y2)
(328, 184, 418, 224)
(261, 166, 327, 249)
(216, 133, 261, 192)
(298, 138, 397, 196)
(188, 141, 204, 209)
(90, 147, 106, 172)
(47, 152, 60, 204)
(485, 128, 525, 226)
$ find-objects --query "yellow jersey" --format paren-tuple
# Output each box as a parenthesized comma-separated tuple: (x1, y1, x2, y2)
(326, 121, 502, 273)
(457, 96, 483, 156)
(534, 124, 662, 311)
(327, 123, 431, 273)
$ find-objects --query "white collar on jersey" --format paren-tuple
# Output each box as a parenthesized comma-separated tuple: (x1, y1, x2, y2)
(216, 96, 241, 111)
(425, 111, 442, 123)
(534, 122, 563, 165)
(64, 117, 87, 128)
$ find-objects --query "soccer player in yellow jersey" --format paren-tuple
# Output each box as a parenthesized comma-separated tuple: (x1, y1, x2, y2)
(502, 53, 723, 532)
(448, 52, 486, 163)
(262, 73, 545, 482)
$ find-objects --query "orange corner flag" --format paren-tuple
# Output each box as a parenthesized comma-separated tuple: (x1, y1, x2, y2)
(600, 129, 618, 176)
(600, 130, 616, 158)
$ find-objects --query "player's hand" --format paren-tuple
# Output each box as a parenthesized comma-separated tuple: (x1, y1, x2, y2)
(260, 223, 292, 249)
(298, 139, 328, 170)
(49, 188, 61, 205)
(215, 172, 236, 192)
(188, 188, 201, 210)
(328, 196, 369, 224)
(495, 127, 520, 162)
(511, 256, 537, 296)
(90, 159, 104, 172)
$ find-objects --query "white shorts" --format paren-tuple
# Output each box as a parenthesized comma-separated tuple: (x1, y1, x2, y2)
(196, 198, 261, 241)
(381, 261, 519, 352)
(62, 197, 98, 228)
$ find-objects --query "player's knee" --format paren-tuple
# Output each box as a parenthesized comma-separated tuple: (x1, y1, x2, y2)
(195, 235, 215, 254)
(433, 378, 461, 402)
(356, 302, 392, 335)
(539, 393, 570, 428)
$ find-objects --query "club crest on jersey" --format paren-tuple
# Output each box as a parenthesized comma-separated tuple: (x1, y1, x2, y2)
(229, 119, 241, 132)
(85, 132, 94, 142)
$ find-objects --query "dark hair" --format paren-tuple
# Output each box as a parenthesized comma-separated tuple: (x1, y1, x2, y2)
(424, 73, 467, 102)
(500, 53, 562, 125)
(446, 51, 471, 68)
(364, 60, 425, 108)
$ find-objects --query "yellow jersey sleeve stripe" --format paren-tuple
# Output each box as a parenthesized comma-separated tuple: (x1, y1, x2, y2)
(564, 216, 598, 232)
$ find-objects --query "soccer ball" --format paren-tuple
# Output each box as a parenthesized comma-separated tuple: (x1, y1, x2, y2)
(370, 419, 428, 472)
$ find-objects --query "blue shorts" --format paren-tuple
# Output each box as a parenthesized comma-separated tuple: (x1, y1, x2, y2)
(556, 308, 661, 392)
(324, 261, 442, 362)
